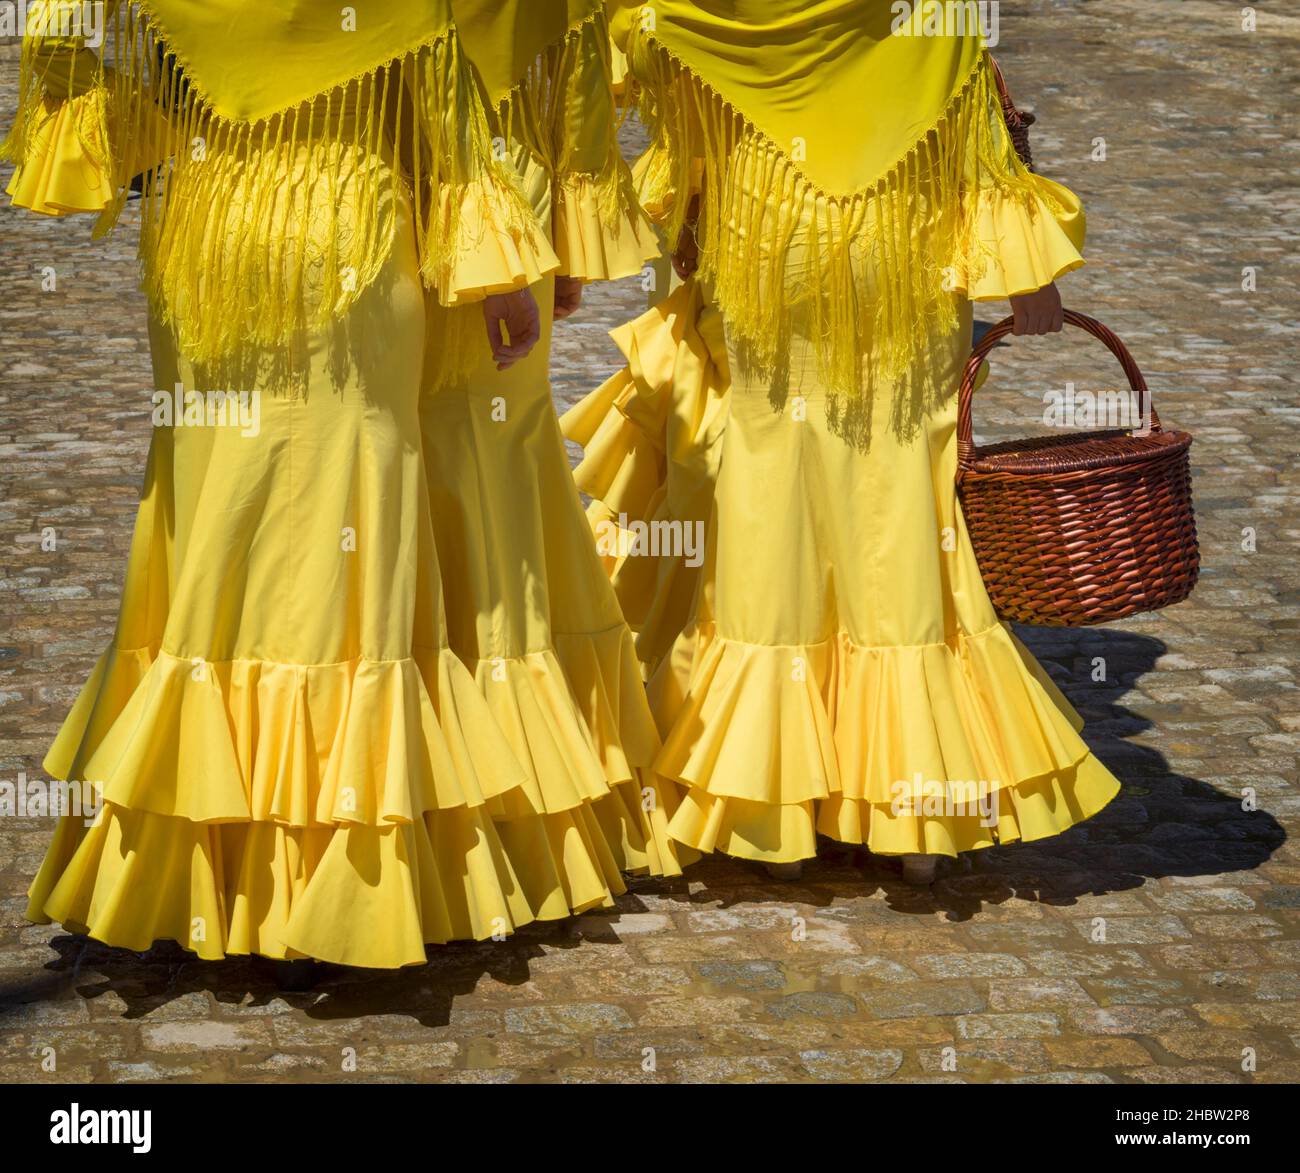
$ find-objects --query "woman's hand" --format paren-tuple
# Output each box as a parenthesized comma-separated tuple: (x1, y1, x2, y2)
(554, 275, 584, 320)
(672, 222, 700, 280)
(673, 194, 701, 280)
(482, 288, 541, 370)
(1009, 282, 1064, 335)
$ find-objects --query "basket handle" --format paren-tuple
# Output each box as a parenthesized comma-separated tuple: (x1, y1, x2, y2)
(957, 309, 1159, 472)
(990, 56, 1036, 171)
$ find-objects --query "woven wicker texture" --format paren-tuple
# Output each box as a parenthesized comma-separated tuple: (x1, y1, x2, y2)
(957, 310, 1200, 626)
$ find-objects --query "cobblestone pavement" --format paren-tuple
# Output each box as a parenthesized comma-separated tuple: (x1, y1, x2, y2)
(1, 2, 1298, 1084)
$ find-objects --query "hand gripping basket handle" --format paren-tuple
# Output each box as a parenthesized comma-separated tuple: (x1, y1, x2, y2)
(957, 309, 1160, 471)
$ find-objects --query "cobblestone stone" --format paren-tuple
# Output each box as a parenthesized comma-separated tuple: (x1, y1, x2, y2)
(800, 1048, 904, 1082)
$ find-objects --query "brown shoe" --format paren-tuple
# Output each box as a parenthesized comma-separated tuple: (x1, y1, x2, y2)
(762, 860, 805, 881)
(902, 854, 938, 886)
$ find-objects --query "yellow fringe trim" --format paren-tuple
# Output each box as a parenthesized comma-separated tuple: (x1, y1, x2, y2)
(494, 16, 644, 238)
(2, 3, 642, 386)
(625, 27, 1059, 445)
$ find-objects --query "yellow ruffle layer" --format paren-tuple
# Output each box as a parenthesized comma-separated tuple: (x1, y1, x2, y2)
(465, 624, 693, 877)
(47, 647, 529, 827)
(552, 173, 660, 282)
(433, 168, 659, 308)
(656, 621, 1120, 861)
(958, 173, 1087, 301)
(438, 175, 562, 305)
(593, 767, 695, 879)
(670, 755, 1120, 862)
(4, 86, 114, 215)
(28, 632, 690, 964)
(560, 279, 728, 675)
(26, 802, 555, 969)
(564, 367, 665, 576)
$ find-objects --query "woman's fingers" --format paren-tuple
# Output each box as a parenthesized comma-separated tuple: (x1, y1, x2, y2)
(1008, 282, 1063, 335)
(1012, 297, 1029, 335)
(482, 289, 542, 369)
(510, 290, 540, 351)
(483, 302, 507, 360)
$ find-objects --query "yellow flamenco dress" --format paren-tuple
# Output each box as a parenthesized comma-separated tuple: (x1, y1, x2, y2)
(563, 1, 1122, 863)
(415, 14, 694, 904)
(4, 0, 683, 968)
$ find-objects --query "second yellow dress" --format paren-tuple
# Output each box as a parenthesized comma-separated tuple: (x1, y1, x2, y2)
(566, 2, 1122, 863)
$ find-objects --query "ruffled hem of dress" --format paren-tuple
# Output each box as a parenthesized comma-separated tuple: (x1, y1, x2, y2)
(44, 644, 535, 826)
(25, 802, 555, 968)
(652, 619, 1101, 815)
(462, 624, 693, 877)
(466, 626, 651, 810)
(958, 172, 1087, 300)
(28, 636, 651, 964)
(551, 172, 660, 282)
(594, 770, 699, 878)
(666, 753, 1120, 862)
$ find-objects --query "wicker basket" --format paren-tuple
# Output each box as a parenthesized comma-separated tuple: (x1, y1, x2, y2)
(957, 310, 1199, 626)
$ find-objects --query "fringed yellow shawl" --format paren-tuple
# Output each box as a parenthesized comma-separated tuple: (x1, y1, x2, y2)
(3, 0, 650, 373)
(610, 0, 1060, 440)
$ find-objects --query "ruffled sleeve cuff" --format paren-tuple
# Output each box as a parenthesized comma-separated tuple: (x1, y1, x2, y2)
(434, 172, 562, 306)
(552, 172, 660, 282)
(631, 148, 704, 227)
(955, 173, 1087, 301)
(5, 85, 115, 216)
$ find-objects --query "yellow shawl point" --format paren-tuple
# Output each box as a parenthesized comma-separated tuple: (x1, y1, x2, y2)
(610, 0, 1058, 429)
